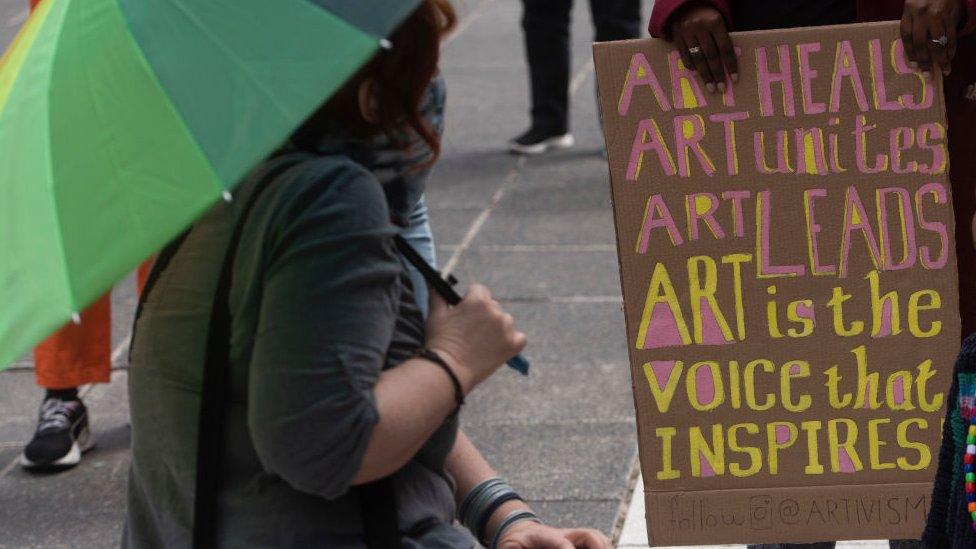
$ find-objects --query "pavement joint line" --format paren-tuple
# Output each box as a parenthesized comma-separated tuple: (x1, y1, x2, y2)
(569, 58, 595, 96)
(439, 244, 617, 253)
(441, 51, 596, 275)
(442, 156, 527, 275)
(110, 337, 130, 367)
(0, 454, 19, 481)
(499, 295, 622, 304)
(444, 0, 496, 46)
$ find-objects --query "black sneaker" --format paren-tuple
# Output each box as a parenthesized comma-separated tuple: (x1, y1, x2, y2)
(20, 397, 94, 470)
(508, 127, 575, 155)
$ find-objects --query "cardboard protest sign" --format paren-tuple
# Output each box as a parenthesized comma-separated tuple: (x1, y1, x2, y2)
(593, 21, 959, 546)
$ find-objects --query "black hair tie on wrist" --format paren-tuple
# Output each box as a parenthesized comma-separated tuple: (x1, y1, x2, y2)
(415, 348, 464, 417)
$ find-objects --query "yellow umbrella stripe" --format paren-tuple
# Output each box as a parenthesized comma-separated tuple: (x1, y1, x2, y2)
(0, 0, 61, 115)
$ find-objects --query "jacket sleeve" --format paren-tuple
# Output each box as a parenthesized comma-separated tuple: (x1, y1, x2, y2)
(921, 369, 957, 547)
(922, 334, 976, 546)
(963, 0, 976, 36)
(648, 0, 732, 38)
(246, 159, 401, 500)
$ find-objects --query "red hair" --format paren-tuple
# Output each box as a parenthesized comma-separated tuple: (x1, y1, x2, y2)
(296, 1, 456, 161)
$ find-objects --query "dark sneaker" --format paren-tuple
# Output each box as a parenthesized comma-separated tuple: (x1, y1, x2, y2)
(508, 127, 575, 155)
(20, 397, 94, 470)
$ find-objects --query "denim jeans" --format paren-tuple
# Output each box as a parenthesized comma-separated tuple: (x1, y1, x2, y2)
(399, 196, 436, 318)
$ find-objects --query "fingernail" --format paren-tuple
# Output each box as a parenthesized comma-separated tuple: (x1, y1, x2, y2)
(731, 73, 739, 83)
(706, 82, 716, 93)
(717, 82, 726, 92)
(909, 61, 918, 69)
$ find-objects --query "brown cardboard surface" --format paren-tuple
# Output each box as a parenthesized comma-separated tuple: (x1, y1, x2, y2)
(645, 482, 932, 545)
(593, 21, 959, 546)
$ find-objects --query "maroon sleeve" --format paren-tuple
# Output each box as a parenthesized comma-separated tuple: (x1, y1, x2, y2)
(648, 0, 733, 38)
(962, 0, 976, 35)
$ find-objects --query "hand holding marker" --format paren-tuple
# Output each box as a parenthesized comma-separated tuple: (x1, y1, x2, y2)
(394, 235, 530, 375)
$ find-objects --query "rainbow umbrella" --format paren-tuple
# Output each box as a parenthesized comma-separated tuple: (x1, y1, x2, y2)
(0, 0, 420, 369)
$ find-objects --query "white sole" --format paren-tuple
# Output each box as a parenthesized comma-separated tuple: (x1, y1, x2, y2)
(509, 133, 575, 155)
(19, 422, 95, 470)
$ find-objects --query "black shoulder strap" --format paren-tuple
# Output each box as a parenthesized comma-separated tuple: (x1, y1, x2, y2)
(192, 157, 303, 548)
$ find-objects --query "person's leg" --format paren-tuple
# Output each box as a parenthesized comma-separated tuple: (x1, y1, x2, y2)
(24, 293, 111, 469)
(136, 258, 154, 295)
(589, 0, 641, 43)
(511, 0, 576, 154)
(33, 294, 112, 390)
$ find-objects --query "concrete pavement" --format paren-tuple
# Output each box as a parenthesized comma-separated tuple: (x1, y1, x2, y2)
(0, 0, 645, 546)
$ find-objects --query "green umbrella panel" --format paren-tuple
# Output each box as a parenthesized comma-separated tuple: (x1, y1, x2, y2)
(0, 0, 420, 369)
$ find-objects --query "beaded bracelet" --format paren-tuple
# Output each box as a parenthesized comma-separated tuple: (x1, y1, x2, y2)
(489, 510, 542, 549)
(963, 418, 976, 531)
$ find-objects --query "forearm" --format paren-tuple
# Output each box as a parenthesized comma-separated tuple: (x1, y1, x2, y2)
(352, 357, 457, 484)
(446, 430, 532, 540)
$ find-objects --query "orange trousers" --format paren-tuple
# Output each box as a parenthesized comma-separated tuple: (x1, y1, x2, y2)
(34, 263, 152, 389)
(26, 0, 152, 390)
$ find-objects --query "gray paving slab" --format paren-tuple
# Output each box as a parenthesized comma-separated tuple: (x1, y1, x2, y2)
(426, 151, 518, 210)
(109, 274, 140, 364)
(499, 170, 612, 214)
(473, 208, 618, 246)
(429, 207, 485, 248)
(464, 302, 632, 424)
(464, 361, 635, 426)
(0, 372, 44, 464)
(0, 374, 130, 549)
(0, 0, 25, 52)
(501, 302, 630, 367)
(526, 499, 624, 535)
(462, 421, 637, 501)
(450, 249, 622, 299)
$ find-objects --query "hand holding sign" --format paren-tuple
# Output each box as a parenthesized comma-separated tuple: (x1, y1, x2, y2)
(900, 0, 963, 76)
(666, 0, 964, 87)
(667, 3, 738, 93)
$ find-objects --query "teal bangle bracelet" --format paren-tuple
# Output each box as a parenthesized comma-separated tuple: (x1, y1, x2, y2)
(489, 510, 541, 549)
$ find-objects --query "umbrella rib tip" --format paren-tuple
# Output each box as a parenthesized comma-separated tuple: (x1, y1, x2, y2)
(71, 312, 81, 325)
(379, 38, 392, 51)
(222, 191, 233, 203)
